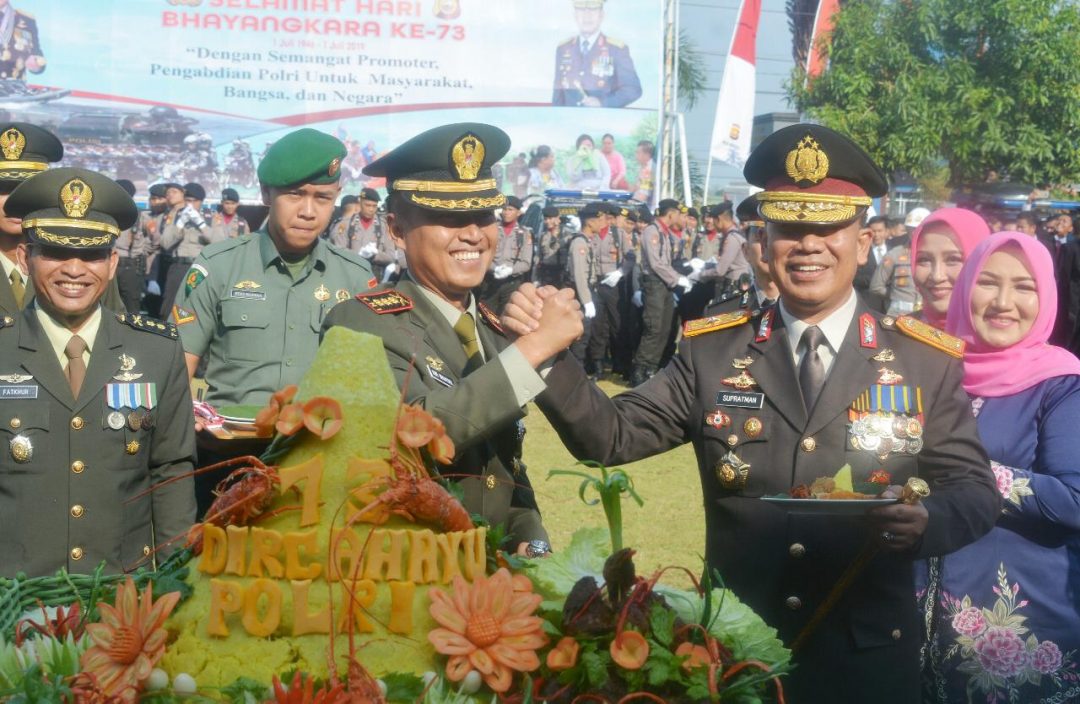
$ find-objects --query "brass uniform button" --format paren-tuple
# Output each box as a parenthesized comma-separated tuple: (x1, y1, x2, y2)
(727, 434, 739, 446)
(71, 416, 84, 430)
(70, 546, 84, 561)
(801, 436, 817, 452)
(785, 596, 802, 610)
(892, 629, 902, 640)
(71, 460, 85, 474)
(143, 545, 152, 556)
(9, 417, 20, 429)
(485, 474, 497, 490)
(70, 504, 84, 518)
(788, 542, 806, 558)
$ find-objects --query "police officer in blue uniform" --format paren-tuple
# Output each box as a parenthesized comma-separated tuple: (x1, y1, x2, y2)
(552, 0, 642, 108)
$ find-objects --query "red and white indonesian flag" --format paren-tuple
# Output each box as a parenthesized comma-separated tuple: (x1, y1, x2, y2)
(806, 0, 841, 79)
(708, 0, 762, 168)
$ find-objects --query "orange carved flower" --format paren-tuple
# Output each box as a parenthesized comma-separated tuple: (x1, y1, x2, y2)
(80, 578, 181, 702)
(396, 404, 456, 465)
(428, 568, 547, 693)
(303, 397, 344, 440)
(610, 630, 650, 670)
(546, 636, 581, 672)
(675, 642, 711, 672)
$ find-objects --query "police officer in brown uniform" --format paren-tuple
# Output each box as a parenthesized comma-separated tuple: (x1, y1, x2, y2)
(323, 122, 583, 554)
(509, 124, 1000, 702)
(585, 204, 631, 378)
(0, 167, 196, 577)
(113, 179, 160, 314)
(330, 187, 398, 281)
(536, 205, 569, 287)
(208, 188, 251, 240)
(483, 194, 534, 314)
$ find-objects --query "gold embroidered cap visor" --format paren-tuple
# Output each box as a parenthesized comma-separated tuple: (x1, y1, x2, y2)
(743, 123, 887, 226)
(363, 122, 510, 213)
(5, 167, 139, 251)
(0, 122, 63, 185)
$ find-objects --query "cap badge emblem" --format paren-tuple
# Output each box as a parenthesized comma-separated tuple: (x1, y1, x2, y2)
(785, 135, 829, 186)
(450, 133, 484, 182)
(328, 157, 341, 177)
(1, 127, 25, 160)
(60, 178, 93, 218)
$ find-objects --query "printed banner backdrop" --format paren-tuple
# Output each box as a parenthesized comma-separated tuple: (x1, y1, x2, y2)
(6, 0, 661, 201)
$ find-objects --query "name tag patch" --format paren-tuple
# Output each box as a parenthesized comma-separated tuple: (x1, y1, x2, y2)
(0, 385, 37, 399)
(716, 391, 764, 409)
(229, 289, 266, 301)
(428, 366, 455, 388)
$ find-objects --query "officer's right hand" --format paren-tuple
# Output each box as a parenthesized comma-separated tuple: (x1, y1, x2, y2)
(502, 282, 549, 337)
(512, 288, 583, 367)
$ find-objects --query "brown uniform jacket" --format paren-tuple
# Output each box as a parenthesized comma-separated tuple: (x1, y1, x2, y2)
(322, 278, 547, 547)
(0, 309, 196, 577)
(536, 300, 999, 703)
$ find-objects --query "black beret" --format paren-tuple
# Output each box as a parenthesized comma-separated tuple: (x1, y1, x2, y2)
(163, 182, 184, 193)
(148, 184, 167, 198)
(184, 182, 206, 201)
(657, 198, 681, 216)
(505, 195, 524, 209)
(542, 206, 560, 218)
(0, 123, 63, 184)
(340, 195, 359, 207)
(7, 167, 138, 250)
(359, 187, 380, 202)
(220, 187, 240, 202)
(744, 123, 886, 225)
(579, 202, 605, 220)
(258, 128, 347, 187)
(735, 195, 759, 223)
(364, 122, 509, 212)
(686, 207, 700, 219)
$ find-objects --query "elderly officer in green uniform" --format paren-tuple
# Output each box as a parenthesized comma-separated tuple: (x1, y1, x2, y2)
(506, 124, 1001, 702)
(322, 122, 583, 555)
(175, 129, 373, 511)
(0, 167, 196, 577)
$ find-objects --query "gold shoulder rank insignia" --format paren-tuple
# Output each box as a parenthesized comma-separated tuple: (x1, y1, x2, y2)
(477, 302, 505, 335)
(606, 36, 626, 48)
(355, 289, 413, 314)
(116, 313, 179, 339)
(682, 310, 750, 338)
(895, 315, 965, 358)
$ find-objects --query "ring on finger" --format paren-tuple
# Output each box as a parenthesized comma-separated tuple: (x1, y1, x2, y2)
(881, 530, 895, 543)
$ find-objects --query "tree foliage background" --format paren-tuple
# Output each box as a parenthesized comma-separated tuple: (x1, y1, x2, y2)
(788, 0, 1080, 188)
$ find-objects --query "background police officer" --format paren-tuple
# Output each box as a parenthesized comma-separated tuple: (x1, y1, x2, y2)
(0, 167, 196, 576)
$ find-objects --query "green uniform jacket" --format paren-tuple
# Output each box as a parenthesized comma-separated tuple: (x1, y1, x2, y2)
(322, 279, 548, 547)
(537, 300, 1000, 703)
(0, 309, 196, 577)
(175, 229, 374, 408)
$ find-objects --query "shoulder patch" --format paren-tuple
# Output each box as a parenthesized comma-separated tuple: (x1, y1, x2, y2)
(682, 310, 750, 338)
(184, 263, 209, 296)
(355, 289, 413, 314)
(116, 313, 179, 340)
(895, 315, 965, 358)
(477, 302, 505, 335)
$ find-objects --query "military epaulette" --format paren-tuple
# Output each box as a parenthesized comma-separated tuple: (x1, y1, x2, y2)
(477, 302, 505, 335)
(116, 313, 179, 339)
(355, 289, 413, 314)
(605, 36, 626, 48)
(202, 235, 248, 259)
(890, 315, 965, 358)
(0, 315, 14, 330)
(682, 310, 750, 338)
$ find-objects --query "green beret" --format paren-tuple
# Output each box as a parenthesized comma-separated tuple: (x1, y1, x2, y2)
(258, 128, 347, 187)
(363, 122, 509, 212)
(0, 122, 63, 185)
(6, 167, 138, 251)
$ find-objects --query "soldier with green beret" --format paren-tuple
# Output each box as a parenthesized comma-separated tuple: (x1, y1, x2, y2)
(173, 127, 374, 514)
(0, 167, 197, 577)
(322, 122, 583, 556)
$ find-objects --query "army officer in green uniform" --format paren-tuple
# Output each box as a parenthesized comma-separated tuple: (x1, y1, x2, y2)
(322, 123, 584, 555)
(174, 128, 373, 513)
(0, 167, 196, 577)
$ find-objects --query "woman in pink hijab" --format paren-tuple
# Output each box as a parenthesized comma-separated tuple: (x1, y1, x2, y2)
(910, 207, 991, 329)
(917, 232, 1080, 703)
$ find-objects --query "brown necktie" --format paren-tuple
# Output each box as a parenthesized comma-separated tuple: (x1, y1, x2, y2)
(65, 334, 88, 398)
(453, 312, 483, 375)
(798, 326, 826, 413)
(9, 268, 24, 309)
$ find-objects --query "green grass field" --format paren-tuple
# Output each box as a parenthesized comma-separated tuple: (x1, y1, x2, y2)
(522, 380, 705, 587)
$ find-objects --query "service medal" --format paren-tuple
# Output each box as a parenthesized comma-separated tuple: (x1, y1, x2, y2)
(877, 368, 904, 385)
(127, 411, 144, 431)
(9, 434, 31, 463)
(141, 413, 155, 430)
(705, 410, 730, 429)
(107, 411, 126, 430)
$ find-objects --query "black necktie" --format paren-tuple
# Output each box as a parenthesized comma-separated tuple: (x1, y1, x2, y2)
(798, 326, 826, 413)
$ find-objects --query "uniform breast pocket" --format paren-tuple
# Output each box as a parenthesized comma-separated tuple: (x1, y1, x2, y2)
(0, 405, 49, 473)
(220, 298, 271, 362)
(701, 408, 772, 496)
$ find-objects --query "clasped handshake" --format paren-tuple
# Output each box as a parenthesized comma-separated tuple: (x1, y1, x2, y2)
(500, 283, 585, 368)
